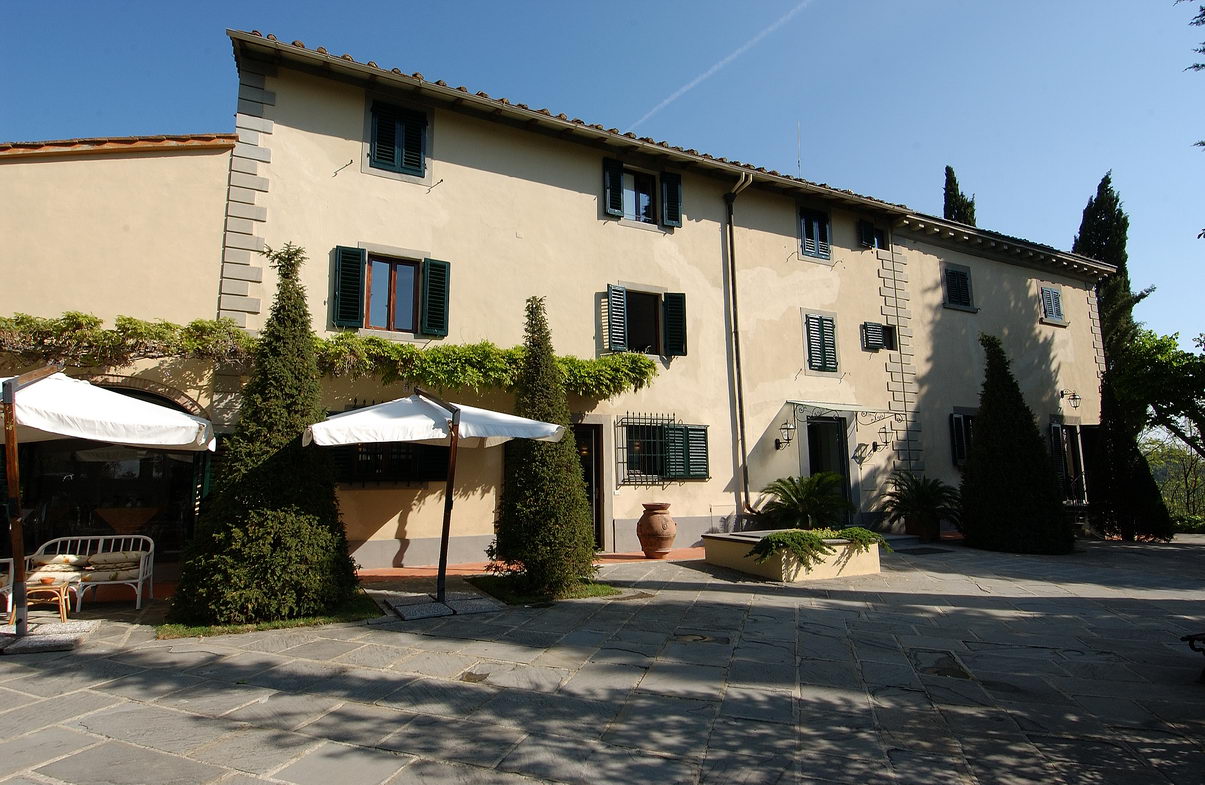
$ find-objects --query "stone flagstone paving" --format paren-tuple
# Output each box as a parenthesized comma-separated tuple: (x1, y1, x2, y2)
(0, 535, 1202, 784)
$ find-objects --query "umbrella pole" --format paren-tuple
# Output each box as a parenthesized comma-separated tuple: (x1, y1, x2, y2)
(3, 365, 60, 636)
(435, 409, 461, 604)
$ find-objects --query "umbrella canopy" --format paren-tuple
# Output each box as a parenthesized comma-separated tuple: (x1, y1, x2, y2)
(304, 394, 563, 448)
(0, 373, 215, 451)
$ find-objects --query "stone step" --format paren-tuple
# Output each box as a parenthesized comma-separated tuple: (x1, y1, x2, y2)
(881, 534, 922, 549)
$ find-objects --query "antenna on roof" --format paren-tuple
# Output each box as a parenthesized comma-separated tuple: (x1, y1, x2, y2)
(795, 121, 801, 178)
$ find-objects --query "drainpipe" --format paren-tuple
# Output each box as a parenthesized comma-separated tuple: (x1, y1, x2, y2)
(724, 173, 754, 514)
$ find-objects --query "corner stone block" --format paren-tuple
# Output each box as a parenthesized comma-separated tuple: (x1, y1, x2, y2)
(224, 232, 265, 252)
(222, 263, 263, 282)
(219, 294, 262, 313)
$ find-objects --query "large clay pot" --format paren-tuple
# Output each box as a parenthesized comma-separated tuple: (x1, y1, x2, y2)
(636, 502, 678, 559)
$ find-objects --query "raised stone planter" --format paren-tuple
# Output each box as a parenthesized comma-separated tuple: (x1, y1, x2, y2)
(702, 530, 880, 581)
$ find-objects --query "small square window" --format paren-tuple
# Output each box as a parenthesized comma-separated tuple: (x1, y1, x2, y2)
(369, 102, 426, 177)
(616, 414, 709, 485)
(1040, 286, 1065, 323)
(861, 322, 897, 351)
(857, 220, 889, 250)
(943, 265, 975, 310)
(606, 285, 687, 356)
(800, 210, 831, 259)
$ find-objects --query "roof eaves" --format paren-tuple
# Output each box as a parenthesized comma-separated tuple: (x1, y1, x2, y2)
(897, 213, 1114, 280)
(0, 133, 237, 159)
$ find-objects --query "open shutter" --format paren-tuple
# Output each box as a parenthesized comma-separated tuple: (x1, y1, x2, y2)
(857, 220, 875, 248)
(332, 246, 366, 328)
(1049, 423, 1067, 495)
(1042, 287, 1063, 321)
(399, 109, 427, 175)
(820, 317, 838, 371)
(420, 258, 451, 337)
(662, 292, 687, 357)
(816, 216, 831, 258)
(660, 172, 683, 227)
(607, 284, 628, 352)
(946, 269, 972, 307)
(862, 321, 885, 351)
(603, 158, 624, 217)
(663, 425, 688, 479)
(685, 425, 709, 478)
(950, 413, 967, 467)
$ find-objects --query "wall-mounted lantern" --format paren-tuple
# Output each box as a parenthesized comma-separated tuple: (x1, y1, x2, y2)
(775, 420, 796, 450)
(1059, 389, 1081, 409)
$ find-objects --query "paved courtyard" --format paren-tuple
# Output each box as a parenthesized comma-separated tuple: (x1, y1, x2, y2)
(1, 536, 1203, 785)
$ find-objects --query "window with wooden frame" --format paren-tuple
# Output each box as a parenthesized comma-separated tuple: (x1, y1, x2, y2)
(369, 102, 427, 177)
(602, 159, 682, 227)
(606, 284, 687, 356)
(1040, 286, 1066, 324)
(950, 411, 976, 467)
(857, 220, 889, 250)
(860, 321, 897, 352)
(332, 246, 450, 336)
(942, 264, 975, 310)
(804, 313, 838, 372)
(800, 209, 831, 259)
(615, 413, 709, 485)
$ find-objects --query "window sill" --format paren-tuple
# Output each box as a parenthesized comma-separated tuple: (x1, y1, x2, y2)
(354, 328, 432, 344)
(1040, 317, 1069, 328)
(615, 217, 669, 234)
(797, 252, 836, 267)
(943, 302, 979, 314)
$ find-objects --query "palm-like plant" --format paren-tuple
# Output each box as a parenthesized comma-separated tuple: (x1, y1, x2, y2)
(757, 473, 853, 530)
(879, 471, 960, 542)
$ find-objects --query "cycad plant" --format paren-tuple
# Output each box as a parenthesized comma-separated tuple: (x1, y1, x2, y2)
(757, 472, 853, 530)
(879, 471, 960, 542)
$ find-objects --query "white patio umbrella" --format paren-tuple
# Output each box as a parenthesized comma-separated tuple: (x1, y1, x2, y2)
(304, 388, 564, 602)
(3, 367, 216, 635)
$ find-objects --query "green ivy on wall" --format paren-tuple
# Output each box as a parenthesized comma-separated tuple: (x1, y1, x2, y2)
(0, 312, 658, 399)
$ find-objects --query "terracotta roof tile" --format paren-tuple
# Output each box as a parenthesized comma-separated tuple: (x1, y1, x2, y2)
(0, 133, 237, 158)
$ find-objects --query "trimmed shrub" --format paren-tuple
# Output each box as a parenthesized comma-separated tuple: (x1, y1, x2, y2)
(489, 297, 596, 597)
(171, 244, 357, 624)
(960, 334, 1074, 554)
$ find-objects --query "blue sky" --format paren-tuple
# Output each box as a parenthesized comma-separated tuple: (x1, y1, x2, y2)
(5, 1, 1202, 346)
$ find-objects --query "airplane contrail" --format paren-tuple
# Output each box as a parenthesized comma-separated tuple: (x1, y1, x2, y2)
(628, 0, 816, 132)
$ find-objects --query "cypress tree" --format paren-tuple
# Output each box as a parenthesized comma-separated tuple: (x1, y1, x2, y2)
(171, 243, 357, 623)
(943, 165, 977, 226)
(1073, 173, 1172, 540)
(960, 334, 1073, 554)
(490, 296, 595, 596)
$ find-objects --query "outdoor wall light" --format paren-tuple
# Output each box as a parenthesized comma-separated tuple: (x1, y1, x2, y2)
(870, 426, 890, 453)
(1059, 389, 1081, 409)
(775, 420, 796, 450)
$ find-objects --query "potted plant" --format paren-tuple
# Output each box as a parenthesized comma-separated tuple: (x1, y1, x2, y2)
(878, 471, 960, 543)
(756, 473, 854, 530)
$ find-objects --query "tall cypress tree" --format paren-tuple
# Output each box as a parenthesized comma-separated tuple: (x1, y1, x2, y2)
(960, 334, 1073, 554)
(943, 165, 977, 226)
(171, 244, 357, 624)
(1073, 174, 1172, 540)
(490, 297, 595, 596)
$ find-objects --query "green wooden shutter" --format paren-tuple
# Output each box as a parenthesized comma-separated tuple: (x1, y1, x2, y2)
(806, 314, 824, 370)
(950, 413, 965, 466)
(660, 172, 683, 227)
(801, 210, 831, 259)
(816, 215, 831, 258)
(820, 316, 838, 371)
(946, 269, 972, 307)
(862, 321, 885, 351)
(685, 425, 709, 478)
(399, 108, 427, 175)
(664, 425, 688, 479)
(370, 103, 399, 169)
(607, 284, 628, 352)
(333, 246, 366, 328)
(662, 292, 687, 356)
(1049, 423, 1067, 495)
(603, 158, 624, 217)
(420, 258, 451, 337)
(857, 220, 875, 248)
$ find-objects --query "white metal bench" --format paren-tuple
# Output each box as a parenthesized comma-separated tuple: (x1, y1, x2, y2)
(30, 535, 154, 611)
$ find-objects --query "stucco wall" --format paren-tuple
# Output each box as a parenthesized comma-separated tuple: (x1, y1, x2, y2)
(0, 149, 229, 325)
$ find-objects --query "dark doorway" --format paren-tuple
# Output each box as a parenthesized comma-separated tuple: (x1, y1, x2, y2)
(807, 417, 851, 518)
(572, 424, 604, 548)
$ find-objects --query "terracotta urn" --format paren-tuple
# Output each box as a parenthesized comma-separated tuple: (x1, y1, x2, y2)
(636, 502, 678, 559)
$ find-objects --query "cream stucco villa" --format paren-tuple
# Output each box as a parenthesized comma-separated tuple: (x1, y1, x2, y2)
(0, 30, 1113, 568)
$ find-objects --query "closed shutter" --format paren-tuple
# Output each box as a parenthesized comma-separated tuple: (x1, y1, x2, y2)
(821, 317, 837, 371)
(607, 284, 628, 352)
(862, 321, 885, 351)
(603, 158, 624, 217)
(399, 109, 427, 175)
(945, 268, 973, 307)
(801, 211, 831, 259)
(416, 444, 450, 481)
(806, 315, 824, 370)
(685, 425, 709, 478)
(660, 172, 683, 227)
(370, 103, 399, 169)
(1041, 287, 1064, 321)
(857, 220, 875, 248)
(330, 445, 358, 483)
(332, 246, 366, 328)
(662, 292, 687, 356)
(420, 258, 451, 337)
(664, 425, 688, 479)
